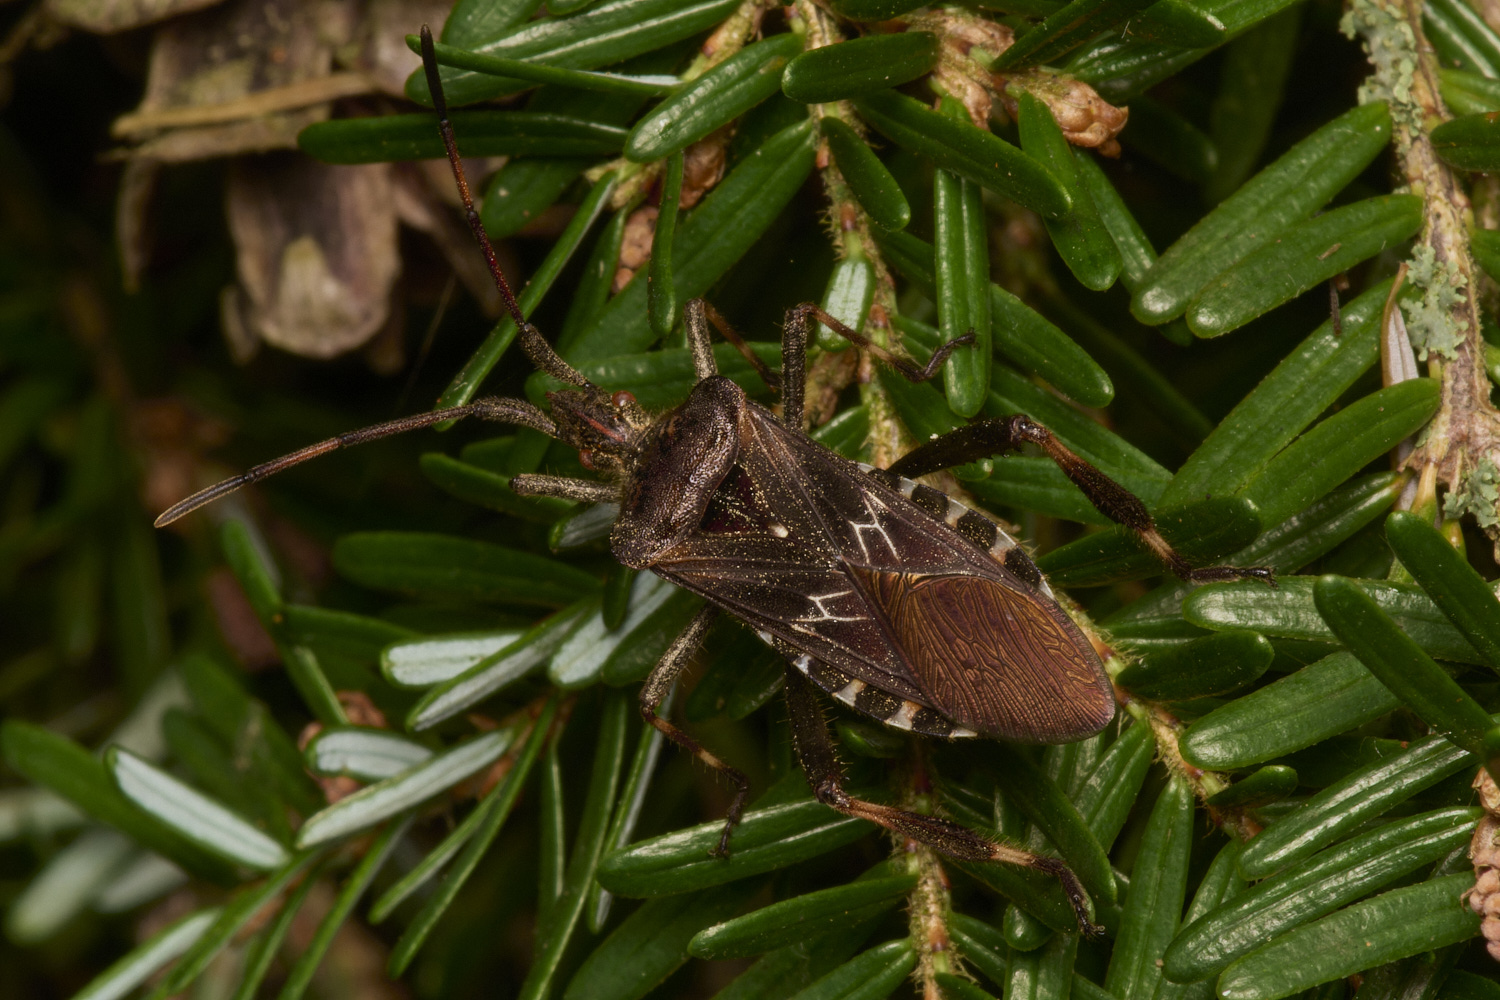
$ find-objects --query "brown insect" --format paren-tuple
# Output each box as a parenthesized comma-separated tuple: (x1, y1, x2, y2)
(157, 27, 1275, 934)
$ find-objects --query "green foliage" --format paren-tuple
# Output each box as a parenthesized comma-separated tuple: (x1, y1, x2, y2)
(7, 1, 1500, 998)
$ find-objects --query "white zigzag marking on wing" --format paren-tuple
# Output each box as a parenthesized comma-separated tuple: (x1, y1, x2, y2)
(848, 491, 900, 562)
(796, 590, 864, 623)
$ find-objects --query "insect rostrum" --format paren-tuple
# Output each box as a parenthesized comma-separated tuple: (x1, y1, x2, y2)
(155, 26, 1275, 938)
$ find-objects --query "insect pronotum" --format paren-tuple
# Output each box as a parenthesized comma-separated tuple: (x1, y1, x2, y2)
(156, 27, 1276, 935)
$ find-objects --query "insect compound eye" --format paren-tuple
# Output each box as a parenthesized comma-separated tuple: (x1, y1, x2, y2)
(578, 449, 596, 470)
(612, 390, 636, 409)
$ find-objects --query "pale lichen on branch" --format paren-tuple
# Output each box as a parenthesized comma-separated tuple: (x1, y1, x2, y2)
(1344, 0, 1500, 539)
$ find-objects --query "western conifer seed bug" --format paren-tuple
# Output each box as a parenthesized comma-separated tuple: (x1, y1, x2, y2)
(156, 27, 1276, 935)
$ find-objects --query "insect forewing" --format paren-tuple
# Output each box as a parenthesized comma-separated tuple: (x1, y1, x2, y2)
(644, 403, 1114, 742)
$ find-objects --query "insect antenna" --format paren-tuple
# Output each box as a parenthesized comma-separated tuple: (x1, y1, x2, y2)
(154, 398, 558, 527)
(419, 26, 597, 393)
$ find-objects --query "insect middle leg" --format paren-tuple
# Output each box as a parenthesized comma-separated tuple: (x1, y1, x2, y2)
(781, 660, 1101, 935)
(682, 298, 787, 393)
(888, 416, 1275, 586)
(637, 604, 751, 857)
(676, 299, 969, 432)
(779, 303, 974, 432)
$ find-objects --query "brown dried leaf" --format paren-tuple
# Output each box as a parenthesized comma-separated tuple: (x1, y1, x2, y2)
(111, 76, 372, 144)
(226, 154, 400, 358)
(356, 0, 453, 97)
(45, 0, 222, 35)
(126, 111, 327, 163)
(113, 0, 359, 161)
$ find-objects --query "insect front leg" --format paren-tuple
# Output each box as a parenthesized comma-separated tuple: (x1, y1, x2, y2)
(683, 300, 719, 381)
(638, 604, 751, 857)
(781, 663, 1101, 936)
(888, 415, 1275, 586)
(510, 475, 616, 504)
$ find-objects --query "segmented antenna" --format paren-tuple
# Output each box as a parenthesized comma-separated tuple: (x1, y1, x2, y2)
(153, 399, 557, 527)
(420, 25, 525, 331)
(418, 26, 596, 392)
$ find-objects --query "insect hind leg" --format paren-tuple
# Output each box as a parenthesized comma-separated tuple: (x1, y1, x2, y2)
(888, 415, 1274, 587)
(638, 604, 749, 857)
(781, 664, 1101, 936)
